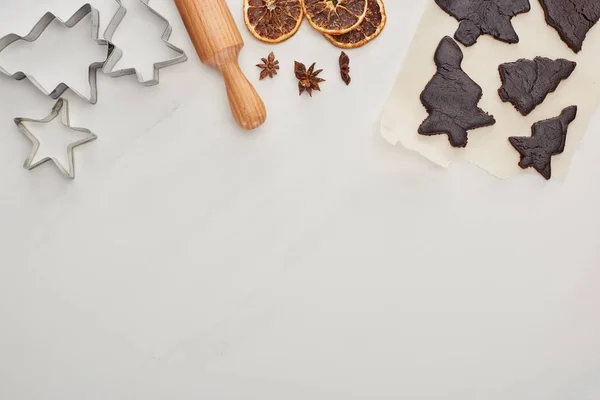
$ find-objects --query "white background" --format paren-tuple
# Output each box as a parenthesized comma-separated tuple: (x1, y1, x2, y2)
(0, 0, 599, 399)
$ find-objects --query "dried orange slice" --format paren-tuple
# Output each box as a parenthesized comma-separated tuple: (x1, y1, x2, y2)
(323, 0, 386, 48)
(244, 0, 304, 43)
(302, 0, 368, 35)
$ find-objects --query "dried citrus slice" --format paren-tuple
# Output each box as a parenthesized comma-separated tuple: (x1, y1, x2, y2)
(244, 0, 304, 44)
(323, 0, 386, 48)
(302, 0, 368, 35)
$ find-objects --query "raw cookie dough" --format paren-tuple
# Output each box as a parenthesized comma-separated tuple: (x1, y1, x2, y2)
(419, 36, 496, 148)
(381, 0, 600, 179)
(435, 0, 531, 46)
(509, 106, 577, 179)
(539, 0, 600, 53)
(498, 57, 576, 116)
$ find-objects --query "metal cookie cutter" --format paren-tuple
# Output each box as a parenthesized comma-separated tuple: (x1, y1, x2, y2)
(0, 4, 110, 104)
(14, 98, 98, 179)
(103, 0, 188, 86)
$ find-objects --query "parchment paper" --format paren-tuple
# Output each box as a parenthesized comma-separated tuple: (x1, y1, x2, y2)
(381, 0, 600, 179)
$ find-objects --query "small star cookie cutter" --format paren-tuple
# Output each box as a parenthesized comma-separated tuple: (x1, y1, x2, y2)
(0, 4, 110, 104)
(103, 0, 188, 86)
(14, 98, 98, 179)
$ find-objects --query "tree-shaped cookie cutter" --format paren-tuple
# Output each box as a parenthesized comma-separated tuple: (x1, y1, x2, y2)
(0, 4, 110, 104)
(103, 0, 188, 86)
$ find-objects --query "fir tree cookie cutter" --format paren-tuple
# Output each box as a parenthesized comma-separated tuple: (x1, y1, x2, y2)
(103, 0, 188, 86)
(0, 4, 110, 104)
(14, 98, 98, 179)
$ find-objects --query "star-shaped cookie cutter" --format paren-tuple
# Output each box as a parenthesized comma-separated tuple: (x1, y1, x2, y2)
(14, 98, 98, 179)
(0, 4, 110, 104)
(103, 0, 188, 86)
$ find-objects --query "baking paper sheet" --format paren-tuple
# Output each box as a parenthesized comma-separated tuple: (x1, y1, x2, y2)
(381, 0, 600, 179)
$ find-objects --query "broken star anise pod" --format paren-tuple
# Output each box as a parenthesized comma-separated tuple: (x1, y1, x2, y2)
(339, 51, 351, 85)
(294, 61, 326, 97)
(257, 52, 279, 80)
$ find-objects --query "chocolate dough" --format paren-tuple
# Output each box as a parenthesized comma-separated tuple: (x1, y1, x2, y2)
(435, 0, 531, 46)
(509, 106, 577, 179)
(419, 36, 496, 148)
(539, 0, 600, 53)
(498, 57, 576, 116)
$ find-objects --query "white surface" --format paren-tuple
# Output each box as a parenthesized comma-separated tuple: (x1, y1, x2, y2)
(382, 1, 600, 179)
(0, 1, 599, 399)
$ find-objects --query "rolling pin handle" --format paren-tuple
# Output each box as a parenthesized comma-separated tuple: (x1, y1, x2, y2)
(218, 60, 267, 131)
(173, 0, 267, 130)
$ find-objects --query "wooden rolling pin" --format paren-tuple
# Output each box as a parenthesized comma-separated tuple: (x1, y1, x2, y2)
(174, 0, 267, 130)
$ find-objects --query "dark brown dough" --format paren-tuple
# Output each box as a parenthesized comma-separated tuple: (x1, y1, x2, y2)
(498, 57, 576, 116)
(419, 36, 496, 148)
(435, 0, 531, 46)
(509, 106, 577, 180)
(539, 0, 600, 53)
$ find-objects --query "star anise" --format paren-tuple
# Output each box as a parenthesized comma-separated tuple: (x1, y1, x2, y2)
(339, 51, 351, 85)
(294, 61, 326, 97)
(257, 52, 279, 80)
